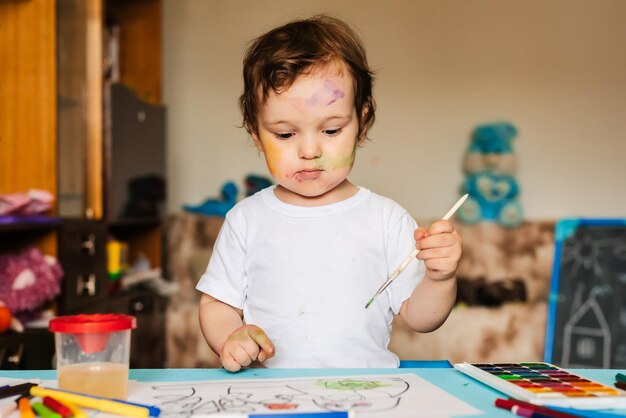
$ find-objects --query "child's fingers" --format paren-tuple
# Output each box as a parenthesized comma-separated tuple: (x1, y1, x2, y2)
(258, 350, 271, 362)
(417, 246, 459, 261)
(232, 345, 255, 366)
(221, 351, 243, 372)
(427, 220, 454, 235)
(416, 232, 460, 251)
(221, 325, 273, 371)
(413, 227, 428, 241)
(220, 338, 255, 371)
(246, 325, 275, 362)
(423, 257, 457, 272)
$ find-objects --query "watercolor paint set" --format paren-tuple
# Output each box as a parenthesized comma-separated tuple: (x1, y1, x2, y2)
(454, 362, 626, 409)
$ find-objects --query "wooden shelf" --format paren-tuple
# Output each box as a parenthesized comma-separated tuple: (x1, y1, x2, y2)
(108, 217, 161, 229)
(0, 217, 60, 254)
(0, 217, 61, 232)
(0, 0, 166, 368)
(0, 0, 57, 199)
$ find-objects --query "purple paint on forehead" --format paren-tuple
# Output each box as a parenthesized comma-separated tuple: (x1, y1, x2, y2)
(304, 79, 346, 107)
(305, 91, 322, 106)
(327, 88, 345, 106)
(323, 79, 345, 106)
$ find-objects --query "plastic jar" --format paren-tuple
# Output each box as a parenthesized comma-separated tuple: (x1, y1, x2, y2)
(49, 314, 136, 399)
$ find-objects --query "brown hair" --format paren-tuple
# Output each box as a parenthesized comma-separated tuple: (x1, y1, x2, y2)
(239, 15, 376, 139)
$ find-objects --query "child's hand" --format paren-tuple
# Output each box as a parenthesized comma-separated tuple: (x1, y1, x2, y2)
(220, 324, 275, 372)
(414, 220, 462, 281)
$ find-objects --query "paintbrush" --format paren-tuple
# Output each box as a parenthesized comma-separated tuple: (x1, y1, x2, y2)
(364, 194, 468, 309)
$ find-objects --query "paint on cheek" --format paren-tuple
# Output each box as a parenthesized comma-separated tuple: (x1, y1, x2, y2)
(260, 139, 282, 177)
(331, 144, 357, 169)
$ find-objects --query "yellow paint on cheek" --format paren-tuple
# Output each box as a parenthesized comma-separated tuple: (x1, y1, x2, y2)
(260, 137, 282, 177)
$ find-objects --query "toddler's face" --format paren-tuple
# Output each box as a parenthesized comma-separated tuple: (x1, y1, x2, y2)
(252, 63, 362, 205)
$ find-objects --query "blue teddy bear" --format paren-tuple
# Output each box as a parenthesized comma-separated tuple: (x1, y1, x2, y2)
(457, 121, 523, 227)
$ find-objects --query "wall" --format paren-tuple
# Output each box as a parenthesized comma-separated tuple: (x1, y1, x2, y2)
(163, 0, 626, 220)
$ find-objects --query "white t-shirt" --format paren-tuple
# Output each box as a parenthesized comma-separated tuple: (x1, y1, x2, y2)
(196, 186, 425, 367)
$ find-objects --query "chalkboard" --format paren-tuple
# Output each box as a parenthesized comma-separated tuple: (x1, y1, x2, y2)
(544, 219, 626, 368)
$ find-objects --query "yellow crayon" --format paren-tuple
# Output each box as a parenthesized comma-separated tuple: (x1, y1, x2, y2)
(62, 401, 88, 418)
(30, 386, 149, 418)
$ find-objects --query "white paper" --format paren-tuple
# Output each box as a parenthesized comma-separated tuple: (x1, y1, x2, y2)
(123, 373, 481, 418)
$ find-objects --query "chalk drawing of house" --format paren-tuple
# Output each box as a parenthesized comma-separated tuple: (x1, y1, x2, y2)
(561, 296, 611, 368)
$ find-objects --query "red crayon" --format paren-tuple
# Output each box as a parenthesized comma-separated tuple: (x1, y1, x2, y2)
(495, 398, 581, 418)
(615, 381, 626, 391)
(512, 405, 555, 418)
(42, 396, 73, 418)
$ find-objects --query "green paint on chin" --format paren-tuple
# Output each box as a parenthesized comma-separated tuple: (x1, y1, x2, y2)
(318, 379, 390, 390)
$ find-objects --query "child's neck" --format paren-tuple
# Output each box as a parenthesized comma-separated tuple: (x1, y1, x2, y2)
(273, 180, 358, 207)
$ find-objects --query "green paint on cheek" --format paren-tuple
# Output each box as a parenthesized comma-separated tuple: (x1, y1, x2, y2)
(318, 379, 390, 390)
(330, 144, 357, 168)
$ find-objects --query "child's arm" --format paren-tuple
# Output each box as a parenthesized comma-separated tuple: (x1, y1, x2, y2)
(399, 220, 461, 332)
(199, 293, 275, 371)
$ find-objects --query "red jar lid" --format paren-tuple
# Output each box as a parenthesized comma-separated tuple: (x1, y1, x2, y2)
(49, 314, 136, 334)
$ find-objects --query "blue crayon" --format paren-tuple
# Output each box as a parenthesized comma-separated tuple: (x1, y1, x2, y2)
(191, 412, 353, 418)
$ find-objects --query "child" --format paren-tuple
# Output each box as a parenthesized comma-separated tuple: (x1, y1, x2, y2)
(197, 15, 462, 371)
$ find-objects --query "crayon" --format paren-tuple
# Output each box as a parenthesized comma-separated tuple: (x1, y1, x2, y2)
(32, 385, 160, 417)
(17, 397, 35, 418)
(615, 373, 626, 384)
(31, 402, 61, 418)
(495, 398, 580, 418)
(511, 405, 555, 418)
(0, 383, 36, 400)
(615, 381, 626, 391)
(30, 386, 152, 418)
(61, 401, 88, 418)
(42, 396, 72, 418)
(190, 413, 353, 418)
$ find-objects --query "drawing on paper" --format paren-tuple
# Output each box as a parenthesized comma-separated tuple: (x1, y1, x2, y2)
(122, 373, 480, 417)
(148, 376, 408, 417)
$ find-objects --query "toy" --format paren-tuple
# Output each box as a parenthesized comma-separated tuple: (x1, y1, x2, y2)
(183, 181, 239, 217)
(0, 304, 11, 333)
(0, 247, 63, 317)
(183, 174, 273, 218)
(457, 121, 523, 227)
(0, 189, 54, 217)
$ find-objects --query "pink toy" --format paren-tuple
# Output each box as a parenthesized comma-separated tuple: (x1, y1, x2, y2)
(0, 189, 54, 216)
(0, 247, 63, 314)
